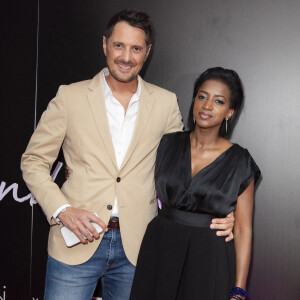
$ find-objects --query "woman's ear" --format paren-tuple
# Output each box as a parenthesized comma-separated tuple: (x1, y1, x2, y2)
(226, 109, 234, 120)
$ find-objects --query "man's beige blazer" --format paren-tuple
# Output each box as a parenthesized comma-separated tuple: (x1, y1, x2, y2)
(21, 69, 183, 266)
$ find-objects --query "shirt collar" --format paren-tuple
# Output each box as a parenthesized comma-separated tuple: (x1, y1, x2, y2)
(102, 68, 141, 102)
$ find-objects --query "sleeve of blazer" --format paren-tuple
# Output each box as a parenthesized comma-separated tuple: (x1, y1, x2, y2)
(21, 86, 69, 224)
(164, 93, 184, 134)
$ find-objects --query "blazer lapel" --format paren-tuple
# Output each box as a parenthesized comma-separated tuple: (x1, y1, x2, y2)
(120, 77, 155, 170)
(87, 70, 118, 170)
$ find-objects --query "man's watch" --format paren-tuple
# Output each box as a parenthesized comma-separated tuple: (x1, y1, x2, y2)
(55, 207, 67, 225)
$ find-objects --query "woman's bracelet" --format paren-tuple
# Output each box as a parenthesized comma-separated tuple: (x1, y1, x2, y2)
(230, 286, 248, 299)
(230, 296, 243, 300)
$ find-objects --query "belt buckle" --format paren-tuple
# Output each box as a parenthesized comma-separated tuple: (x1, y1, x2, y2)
(108, 217, 120, 229)
(110, 216, 119, 222)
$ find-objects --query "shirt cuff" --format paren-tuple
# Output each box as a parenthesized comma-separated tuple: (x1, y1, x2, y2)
(53, 204, 72, 219)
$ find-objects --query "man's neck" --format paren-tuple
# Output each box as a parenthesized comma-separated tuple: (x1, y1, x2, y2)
(105, 73, 139, 114)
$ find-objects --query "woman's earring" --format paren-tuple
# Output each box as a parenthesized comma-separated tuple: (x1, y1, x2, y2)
(225, 119, 228, 134)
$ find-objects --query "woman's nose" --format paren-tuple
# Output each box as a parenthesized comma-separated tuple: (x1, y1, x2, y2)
(202, 99, 213, 110)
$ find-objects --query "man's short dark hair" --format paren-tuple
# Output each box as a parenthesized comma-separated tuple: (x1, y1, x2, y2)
(104, 9, 153, 46)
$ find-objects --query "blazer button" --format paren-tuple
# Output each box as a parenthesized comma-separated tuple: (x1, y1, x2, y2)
(107, 205, 112, 210)
(116, 177, 121, 182)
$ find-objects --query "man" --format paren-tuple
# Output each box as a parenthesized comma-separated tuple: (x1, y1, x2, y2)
(21, 10, 234, 300)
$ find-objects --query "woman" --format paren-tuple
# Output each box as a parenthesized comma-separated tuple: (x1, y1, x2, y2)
(130, 67, 260, 300)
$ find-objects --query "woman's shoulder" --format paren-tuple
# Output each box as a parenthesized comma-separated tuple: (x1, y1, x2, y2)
(230, 144, 261, 192)
(231, 143, 253, 157)
(161, 130, 189, 141)
(158, 131, 188, 150)
(227, 143, 254, 165)
(231, 143, 261, 180)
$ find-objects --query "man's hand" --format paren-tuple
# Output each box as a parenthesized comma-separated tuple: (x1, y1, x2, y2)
(58, 207, 108, 244)
(210, 211, 234, 242)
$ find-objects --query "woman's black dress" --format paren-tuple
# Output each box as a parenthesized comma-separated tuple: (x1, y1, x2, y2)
(130, 131, 260, 300)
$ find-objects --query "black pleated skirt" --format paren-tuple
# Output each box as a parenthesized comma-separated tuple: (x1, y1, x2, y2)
(130, 213, 235, 300)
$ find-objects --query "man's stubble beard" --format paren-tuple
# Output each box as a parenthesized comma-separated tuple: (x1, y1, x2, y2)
(109, 68, 137, 83)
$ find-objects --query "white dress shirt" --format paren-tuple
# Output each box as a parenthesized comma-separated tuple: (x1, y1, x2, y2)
(53, 68, 141, 220)
(102, 68, 141, 216)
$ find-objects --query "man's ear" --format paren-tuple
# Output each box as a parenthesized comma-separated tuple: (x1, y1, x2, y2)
(144, 44, 152, 62)
(103, 36, 107, 56)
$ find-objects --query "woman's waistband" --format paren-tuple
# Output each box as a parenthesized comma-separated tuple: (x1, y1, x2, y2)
(159, 206, 215, 227)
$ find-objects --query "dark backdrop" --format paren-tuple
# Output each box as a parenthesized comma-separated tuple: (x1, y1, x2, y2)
(1, 0, 299, 299)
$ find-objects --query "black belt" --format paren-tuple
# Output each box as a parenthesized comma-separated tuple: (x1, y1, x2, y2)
(159, 206, 215, 227)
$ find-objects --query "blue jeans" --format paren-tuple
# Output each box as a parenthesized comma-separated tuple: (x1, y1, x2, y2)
(44, 229, 135, 300)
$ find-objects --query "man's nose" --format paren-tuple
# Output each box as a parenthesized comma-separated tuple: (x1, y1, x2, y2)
(121, 47, 131, 62)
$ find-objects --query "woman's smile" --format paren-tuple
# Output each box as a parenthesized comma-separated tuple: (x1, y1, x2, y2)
(198, 112, 212, 120)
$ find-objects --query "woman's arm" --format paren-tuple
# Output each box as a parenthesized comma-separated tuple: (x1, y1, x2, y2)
(231, 178, 255, 299)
